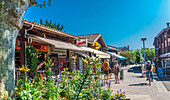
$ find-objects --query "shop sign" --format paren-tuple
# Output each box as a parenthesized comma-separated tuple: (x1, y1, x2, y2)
(77, 38, 87, 47)
(15, 38, 48, 52)
(93, 42, 101, 50)
(32, 43, 48, 52)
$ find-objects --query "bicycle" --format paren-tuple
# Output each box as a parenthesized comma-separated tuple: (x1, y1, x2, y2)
(148, 72, 151, 86)
(146, 71, 152, 86)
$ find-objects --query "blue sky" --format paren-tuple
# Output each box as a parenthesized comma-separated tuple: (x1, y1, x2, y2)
(24, 0, 170, 50)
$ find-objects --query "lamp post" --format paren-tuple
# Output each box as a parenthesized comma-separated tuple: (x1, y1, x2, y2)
(141, 38, 147, 62)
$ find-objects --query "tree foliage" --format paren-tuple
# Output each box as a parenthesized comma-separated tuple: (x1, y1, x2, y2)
(26, 46, 41, 76)
(141, 48, 155, 61)
(121, 51, 136, 64)
(135, 49, 141, 64)
(34, 0, 52, 8)
(40, 19, 64, 31)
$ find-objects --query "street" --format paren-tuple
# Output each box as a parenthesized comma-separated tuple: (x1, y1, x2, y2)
(106, 65, 170, 100)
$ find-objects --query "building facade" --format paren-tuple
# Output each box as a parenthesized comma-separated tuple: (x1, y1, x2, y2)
(153, 23, 170, 58)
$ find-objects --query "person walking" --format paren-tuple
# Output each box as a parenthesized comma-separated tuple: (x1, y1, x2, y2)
(146, 61, 154, 82)
(103, 59, 111, 83)
(141, 62, 145, 76)
(113, 61, 120, 84)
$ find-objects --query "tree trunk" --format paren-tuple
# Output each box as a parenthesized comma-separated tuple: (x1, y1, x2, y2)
(0, 0, 34, 98)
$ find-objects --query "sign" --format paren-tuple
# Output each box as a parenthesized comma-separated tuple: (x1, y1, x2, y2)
(77, 38, 87, 47)
(93, 42, 101, 50)
(15, 38, 48, 52)
(157, 67, 164, 78)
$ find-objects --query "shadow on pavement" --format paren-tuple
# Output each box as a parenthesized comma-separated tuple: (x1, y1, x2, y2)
(131, 76, 143, 78)
(128, 83, 148, 86)
(127, 66, 142, 73)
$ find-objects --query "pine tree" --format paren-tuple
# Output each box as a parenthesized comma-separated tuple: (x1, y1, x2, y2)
(40, 19, 44, 25)
(45, 19, 49, 26)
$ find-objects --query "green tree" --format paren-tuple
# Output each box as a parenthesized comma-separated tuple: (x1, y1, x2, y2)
(45, 19, 49, 26)
(135, 49, 141, 64)
(121, 51, 136, 64)
(0, 0, 51, 98)
(26, 46, 41, 76)
(40, 19, 44, 25)
(141, 48, 155, 61)
(39, 19, 64, 31)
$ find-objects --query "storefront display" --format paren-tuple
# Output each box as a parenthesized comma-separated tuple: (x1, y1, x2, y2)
(59, 58, 67, 72)
(165, 59, 170, 76)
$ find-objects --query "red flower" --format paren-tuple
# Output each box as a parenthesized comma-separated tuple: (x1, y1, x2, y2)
(3, 95, 7, 99)
(63, 97, 68, 100)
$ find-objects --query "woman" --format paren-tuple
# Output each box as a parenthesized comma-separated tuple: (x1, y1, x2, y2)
(141, 62, 145, 77)
(113, 61, 120, 84)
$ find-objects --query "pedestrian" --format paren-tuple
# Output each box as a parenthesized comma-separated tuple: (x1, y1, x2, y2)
(113, 61, 120, 84)
(146, 61, 154, 82)
(103, 59, 111, 83)
(141, 62, 145, 75)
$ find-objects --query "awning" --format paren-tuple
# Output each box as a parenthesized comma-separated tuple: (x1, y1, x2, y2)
(160, 53, 170, 58)
(80, 47, 110, 58)
(77, 52, 89, 58)
(36, 36, 83, 51)
(105, 51, 127, 60)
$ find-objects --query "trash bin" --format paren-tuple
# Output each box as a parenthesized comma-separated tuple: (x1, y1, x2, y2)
(120, 69, 124, 80)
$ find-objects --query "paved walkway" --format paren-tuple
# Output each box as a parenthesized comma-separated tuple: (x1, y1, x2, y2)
(104, 65, 170, 100)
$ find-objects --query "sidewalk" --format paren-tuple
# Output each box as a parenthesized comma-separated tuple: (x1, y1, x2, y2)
(104, 65, 170, 100)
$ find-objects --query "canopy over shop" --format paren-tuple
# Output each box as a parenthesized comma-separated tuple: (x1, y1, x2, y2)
(80, 47, 110, 58)
(105, 51, 127, 67)
(160, 53, 170, 58)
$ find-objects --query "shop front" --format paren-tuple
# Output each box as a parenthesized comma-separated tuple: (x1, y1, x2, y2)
(36, 36, 85, 74)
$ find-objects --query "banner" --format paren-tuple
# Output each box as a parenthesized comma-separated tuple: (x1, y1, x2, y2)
(77, 38, 88, 47)
(93, 42, 101, 50)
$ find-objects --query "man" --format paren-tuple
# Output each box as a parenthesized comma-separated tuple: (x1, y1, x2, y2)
(103, 59, 111, 82)
(146, 61, 154, 82)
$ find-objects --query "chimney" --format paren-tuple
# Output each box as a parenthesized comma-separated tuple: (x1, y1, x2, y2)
(167, 22, 170, 28)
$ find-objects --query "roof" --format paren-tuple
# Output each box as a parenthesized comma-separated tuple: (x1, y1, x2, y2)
(35, 36, 83, 51)
(117, 46, 129, 51)
(77, 34, 107, 47)
(77, 34, 101, 43)
(23, 20, 78, 39)
(107, 45, 120, 51)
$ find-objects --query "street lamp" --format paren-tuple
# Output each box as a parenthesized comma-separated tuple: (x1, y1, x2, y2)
(141, 38, 147, 62)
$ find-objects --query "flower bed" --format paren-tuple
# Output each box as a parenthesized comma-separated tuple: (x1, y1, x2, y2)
(4, 56, 126, 100)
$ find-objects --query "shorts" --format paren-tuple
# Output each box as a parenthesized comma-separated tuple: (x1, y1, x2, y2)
(103, 70, 109, 75)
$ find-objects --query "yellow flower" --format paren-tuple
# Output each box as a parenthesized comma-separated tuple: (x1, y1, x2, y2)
(79, 93, 82, 96)
(116, 99, 118, 100)
(15, 88, 18, 91)
(121, 97, 123, 99)
(19, 65, 25, 71)
(83, 99, 85, 100)
(92, 98, 95, 100)
(111, 95, 113, 97)
(82, 58, 88, 65)
(19, 65, 30, 72)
